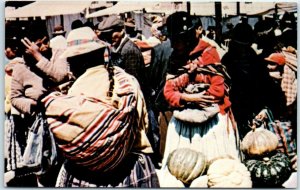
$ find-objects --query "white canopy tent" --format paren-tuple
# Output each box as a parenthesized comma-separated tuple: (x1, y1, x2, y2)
(190, 2, 235, 16)
(86, 1, 155, 18)
(143, 2, 187, 15)
(86, 1, 297, 18)
(86, 2, 227, 17)
(6, 1, 297, 19)
(5, 1, 92, 19)
(240, 2, 297, 16)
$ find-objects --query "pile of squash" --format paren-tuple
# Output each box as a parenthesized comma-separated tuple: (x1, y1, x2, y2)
(165, 124, 293, 188)
(241, 126, 292, 187)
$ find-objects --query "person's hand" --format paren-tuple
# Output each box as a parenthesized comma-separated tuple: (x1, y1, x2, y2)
(183, 61, 198, 73)
(285, 46, 297, 54)
(267, 64, 278, 71)
(28, 101, 38, 116)
(35, 36, 47, 47)
(39, 43, 49, 52)
(181, 91, 220, 104)
(21, 37, 43, 61)
(291, 155, 297, 171)
(255, 109, 268, 121)
(251, 109, 268, 128)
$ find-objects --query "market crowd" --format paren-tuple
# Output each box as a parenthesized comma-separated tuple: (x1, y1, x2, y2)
(4, 11, 297, 188)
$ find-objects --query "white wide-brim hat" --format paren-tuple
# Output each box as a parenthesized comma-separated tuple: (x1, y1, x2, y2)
(60, 26, 106, 58)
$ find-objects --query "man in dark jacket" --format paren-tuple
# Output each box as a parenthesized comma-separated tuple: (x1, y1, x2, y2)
(97, 15, 146, 92)
(98, 15, 161, 167)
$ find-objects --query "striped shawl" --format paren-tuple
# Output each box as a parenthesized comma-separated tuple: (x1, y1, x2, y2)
(41, 68, 141, 172)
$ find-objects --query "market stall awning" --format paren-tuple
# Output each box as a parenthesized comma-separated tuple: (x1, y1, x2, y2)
(87, 2, 237, 17)
(5, 1, 92, 19)
(6, 1, 297, 19)
(143, 2, 187, 14)
(87, 1, 150, 18)
(240, 2, 297, 15)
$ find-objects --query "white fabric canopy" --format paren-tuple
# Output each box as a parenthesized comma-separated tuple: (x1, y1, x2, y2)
(87, 2, 297, 18)
(6, 1, 297, 19)
(240, 2, 297, 15)
(87, 2, 239, 17)
(87, 1, 153, 18)
(5, 1, 92, 18)
(143, 2, 187, 15)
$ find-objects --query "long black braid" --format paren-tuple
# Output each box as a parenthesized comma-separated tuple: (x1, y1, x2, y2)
(105, 47, 115, 97)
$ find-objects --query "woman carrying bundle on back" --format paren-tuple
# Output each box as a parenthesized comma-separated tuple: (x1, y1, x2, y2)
(40, 27, 159, 187)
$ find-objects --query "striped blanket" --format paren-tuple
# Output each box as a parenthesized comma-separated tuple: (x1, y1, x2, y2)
(263, 108, 297, 159)
(281, 50, 297, 106)
(41, 70, 138, 172)
(268, 120, 296, 159)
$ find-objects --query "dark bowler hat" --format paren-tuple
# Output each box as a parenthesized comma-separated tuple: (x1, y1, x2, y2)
(124, 18, 135, 28)
(232, 23, 254, 45)
(52, 25, 66, 36)
(166, 11, 194, 39)
(254, 20, 274, 36)
(98, 15, 124, 32)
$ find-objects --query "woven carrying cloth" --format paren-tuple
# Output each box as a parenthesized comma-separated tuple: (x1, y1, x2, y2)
(41, 69, 138, 172)
(5, 115, 24, 171)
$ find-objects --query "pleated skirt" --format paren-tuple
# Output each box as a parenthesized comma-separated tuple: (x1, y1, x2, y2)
(161, 112, 241, 169)
(56, 153, 160, 187)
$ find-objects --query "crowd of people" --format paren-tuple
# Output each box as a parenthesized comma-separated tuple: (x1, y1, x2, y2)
(4, 10, 297, 187)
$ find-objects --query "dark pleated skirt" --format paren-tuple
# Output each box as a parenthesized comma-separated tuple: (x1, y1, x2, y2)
(56, 153, 160, 187)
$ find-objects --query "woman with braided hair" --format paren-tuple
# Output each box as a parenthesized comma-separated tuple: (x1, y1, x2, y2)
(40, 27, 159, 187)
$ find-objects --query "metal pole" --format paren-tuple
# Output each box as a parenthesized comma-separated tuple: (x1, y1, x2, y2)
(237, 2, 240, 15)
(60, 15, 64, 27)
(187, 1, 191, 15)
(274, 3, 278, 21)
(215, 2, 222, 44)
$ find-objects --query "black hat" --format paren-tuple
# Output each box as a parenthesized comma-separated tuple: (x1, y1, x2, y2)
(124, 18, 135, 28)
(84, 21, 94, 29)
(71, 20, 84, 30)
(254, 20, 275, 36)
(232, 23, 254, 45)
(98, 15, 124, 32)
(52, 25, 66, 36)
(280, 11, 296, 28)
(166, 11, 194, 39)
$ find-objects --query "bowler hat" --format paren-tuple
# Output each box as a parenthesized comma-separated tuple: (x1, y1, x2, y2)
(254, 20, 275, 36)
(98, 15, 124, 32)
(166, 11, 194, 38)
(232, 23, 254, 45)
(53, 25, 66, 36)
(124, 18, 135, 28)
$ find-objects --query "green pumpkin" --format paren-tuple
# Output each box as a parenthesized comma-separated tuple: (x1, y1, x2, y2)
(167, 148, 206, 185)
(244, 152, 291, 187)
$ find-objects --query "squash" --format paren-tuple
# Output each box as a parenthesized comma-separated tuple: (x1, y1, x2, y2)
(156, 169, 185, 187)
(207, 157, 252, 188)
(189, 175, 208, 188)
(244, 152, 292, 187)
(167, 148, 206, 185)
(241, 126, 278, 157)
